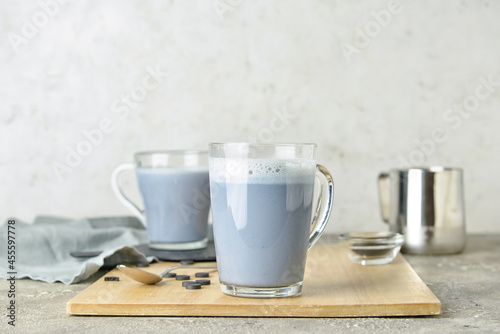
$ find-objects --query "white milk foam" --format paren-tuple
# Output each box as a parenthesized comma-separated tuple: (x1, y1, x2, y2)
(209, 158, 316, 184)
(137, 166, 209, 174)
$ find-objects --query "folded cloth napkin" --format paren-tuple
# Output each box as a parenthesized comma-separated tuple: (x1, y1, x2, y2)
(0, 216, 153, 284)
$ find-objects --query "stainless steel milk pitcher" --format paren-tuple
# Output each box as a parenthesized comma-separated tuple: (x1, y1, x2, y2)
(378, 167, 466, 255)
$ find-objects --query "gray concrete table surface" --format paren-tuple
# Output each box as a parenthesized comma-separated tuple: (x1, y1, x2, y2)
(2, 234, 499, 334)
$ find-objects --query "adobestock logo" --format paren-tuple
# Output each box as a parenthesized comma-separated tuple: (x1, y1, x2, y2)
(213, 0, 244, 21)
(210, 105, 298, 196)
(51, 119, 115, 181)
(246, 106, 297, 145)
(178, 183, 211, 226)
(442, 74, 500, 130)
(341, 1, 403, 63)
(398, 72, 500, 167)
(246, 105, 298, 159)
(51, 65, 167, 182)
(7, 0, 69, 53)
(110, 66, 167, 120)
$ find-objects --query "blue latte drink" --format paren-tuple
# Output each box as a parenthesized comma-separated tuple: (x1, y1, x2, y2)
(136, 167, 210, 246)
(210, 158, 316, 288)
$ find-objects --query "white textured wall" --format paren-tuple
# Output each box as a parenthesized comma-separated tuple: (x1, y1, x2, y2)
(1, 0, 499, 232)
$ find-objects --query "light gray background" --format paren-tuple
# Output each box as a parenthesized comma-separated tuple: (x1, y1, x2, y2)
(1, 0, 499, 233)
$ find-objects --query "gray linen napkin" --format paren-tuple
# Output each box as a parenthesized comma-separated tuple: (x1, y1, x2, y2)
(0, 216, 153, 284)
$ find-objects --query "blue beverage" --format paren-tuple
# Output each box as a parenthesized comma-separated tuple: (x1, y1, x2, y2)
(210, 158, 316, 287)
(136, 167, 210, 246)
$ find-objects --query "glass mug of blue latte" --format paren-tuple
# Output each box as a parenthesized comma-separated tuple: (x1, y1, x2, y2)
(209, 143, 334, 298)
(111, 151, 210, 250)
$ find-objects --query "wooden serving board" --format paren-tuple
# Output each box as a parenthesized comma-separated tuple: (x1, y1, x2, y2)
(67, 244, 441, 317)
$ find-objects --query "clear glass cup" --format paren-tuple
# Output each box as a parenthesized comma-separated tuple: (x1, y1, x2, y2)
(339, 232, 404, 265)
(111, 150, 210, 250)
(209, 143, 334, 298)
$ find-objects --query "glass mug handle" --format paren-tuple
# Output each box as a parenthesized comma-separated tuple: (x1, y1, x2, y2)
(110, 163, 147, 227)
(308, 164, 334, 250)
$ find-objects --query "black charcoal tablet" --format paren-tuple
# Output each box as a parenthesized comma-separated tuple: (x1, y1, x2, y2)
(176, 275, 191, 281)
(195, 279, 210, 285)
(104, 276, 120, 281)
(185, 283, 202, 290)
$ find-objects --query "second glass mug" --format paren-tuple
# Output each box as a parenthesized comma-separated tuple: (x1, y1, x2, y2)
(111, 150, 211, 250)
(209, 143, 334, 298)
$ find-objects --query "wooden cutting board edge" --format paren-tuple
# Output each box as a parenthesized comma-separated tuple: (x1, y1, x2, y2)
(68, 301, 441, 318)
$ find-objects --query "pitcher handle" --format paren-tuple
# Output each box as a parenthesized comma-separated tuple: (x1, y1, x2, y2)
(378, 172, 390, 223)
(111, 163, 146, 227)
(308, 164, 334, 250)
